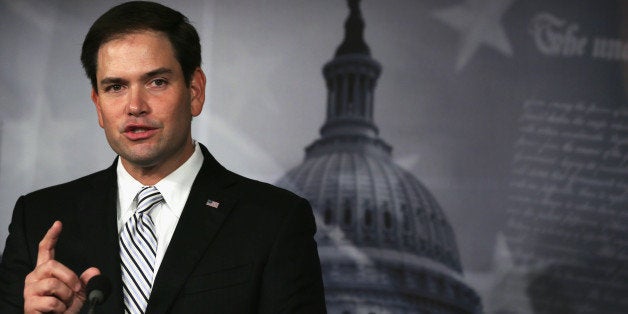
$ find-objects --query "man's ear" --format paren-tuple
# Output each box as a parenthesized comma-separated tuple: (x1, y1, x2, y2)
(91, 89, 105, 128)
(189, 67, 206, 117)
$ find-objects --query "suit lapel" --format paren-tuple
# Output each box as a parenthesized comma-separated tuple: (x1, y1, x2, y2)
(77, 161, 125, 313)
(146, 146, 238, 314)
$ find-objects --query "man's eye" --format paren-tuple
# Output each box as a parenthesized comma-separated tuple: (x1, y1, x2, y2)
(151, 79, 167, 87)
(105, 84, 123, 92)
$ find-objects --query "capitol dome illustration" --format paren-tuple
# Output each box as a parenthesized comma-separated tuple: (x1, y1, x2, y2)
(276, 1, 482, 313)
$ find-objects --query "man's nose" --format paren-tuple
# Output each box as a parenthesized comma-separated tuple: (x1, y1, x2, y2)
(126, 88, 149, 116)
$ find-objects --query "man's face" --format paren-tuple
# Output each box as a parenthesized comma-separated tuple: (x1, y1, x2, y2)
(91, 31, 205, 174)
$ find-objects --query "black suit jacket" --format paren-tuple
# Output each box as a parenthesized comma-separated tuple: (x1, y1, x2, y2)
(0, 145, 326, 313)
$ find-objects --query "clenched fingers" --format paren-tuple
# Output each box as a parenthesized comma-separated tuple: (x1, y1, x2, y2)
(24, 295, 69, 313)
(25, 259, 82, 293)
(24, 277, 75, 309)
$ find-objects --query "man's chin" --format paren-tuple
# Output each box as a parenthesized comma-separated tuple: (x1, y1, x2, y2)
(123, 156, 160, 168)
(118, 150, 162, 169)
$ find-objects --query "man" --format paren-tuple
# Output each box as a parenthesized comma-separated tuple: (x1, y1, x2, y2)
(0, 1, 326, 313)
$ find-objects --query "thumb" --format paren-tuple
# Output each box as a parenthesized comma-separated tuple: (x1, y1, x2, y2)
(63, 267, 102, 314)
(80, 267, 102, 288)
(76, 267, 101, 301)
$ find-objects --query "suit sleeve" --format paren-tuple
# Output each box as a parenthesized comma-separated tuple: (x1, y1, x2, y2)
(258, 197, 327, 314)
(0, 196, 34, 313)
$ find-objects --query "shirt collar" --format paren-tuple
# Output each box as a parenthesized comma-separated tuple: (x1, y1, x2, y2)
(117, 141, 204, 218)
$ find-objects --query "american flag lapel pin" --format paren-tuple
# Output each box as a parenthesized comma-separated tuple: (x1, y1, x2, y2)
(206, 199, 220, 208)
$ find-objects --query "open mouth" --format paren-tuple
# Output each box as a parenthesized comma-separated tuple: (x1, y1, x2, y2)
(124, 124, 158, 140)
(129, 127, 151, 133)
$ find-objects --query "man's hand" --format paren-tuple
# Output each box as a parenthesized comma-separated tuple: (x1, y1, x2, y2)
(23, 221, 100, 314)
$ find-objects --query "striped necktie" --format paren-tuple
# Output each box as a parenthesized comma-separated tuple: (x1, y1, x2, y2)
(120, 186, 163, 314)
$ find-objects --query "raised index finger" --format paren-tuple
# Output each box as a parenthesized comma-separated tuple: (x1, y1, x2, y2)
(37, 221, 62, 266)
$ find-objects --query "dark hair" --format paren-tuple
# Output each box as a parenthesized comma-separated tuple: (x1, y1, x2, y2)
(80, 1, 201, 91)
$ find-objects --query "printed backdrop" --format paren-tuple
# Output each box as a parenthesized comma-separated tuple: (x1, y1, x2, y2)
(1, 0, 626, 313)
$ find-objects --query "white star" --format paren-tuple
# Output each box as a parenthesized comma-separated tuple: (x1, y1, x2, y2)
(432, 0, 516, 70)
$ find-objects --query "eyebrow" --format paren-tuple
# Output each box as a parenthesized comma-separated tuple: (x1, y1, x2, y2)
(143, 67, 173, 80)
(99, 67, 174, 87)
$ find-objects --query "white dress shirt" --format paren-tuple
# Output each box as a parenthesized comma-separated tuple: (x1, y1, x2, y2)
(116, 142, 204, 279)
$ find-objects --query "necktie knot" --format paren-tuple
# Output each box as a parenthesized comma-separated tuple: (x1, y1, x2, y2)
(136, 186, 163, 214)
